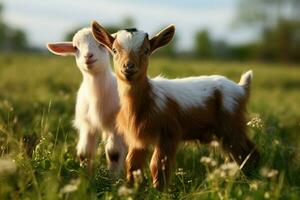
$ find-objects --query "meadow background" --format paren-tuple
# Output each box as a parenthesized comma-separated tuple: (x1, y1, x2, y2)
(1, 0, 300, 199)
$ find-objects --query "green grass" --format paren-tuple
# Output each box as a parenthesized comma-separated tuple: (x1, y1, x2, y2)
(0, 53, 300, 199)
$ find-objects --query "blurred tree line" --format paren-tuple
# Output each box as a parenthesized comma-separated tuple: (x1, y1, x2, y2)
(0, 4, 28, 51)
(65, 17, 177, 57)
(1, 0, 299, 62)
(194, 0, 300, 62)
(65, 17, 135, 41)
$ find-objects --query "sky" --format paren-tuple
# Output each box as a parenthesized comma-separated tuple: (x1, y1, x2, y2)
(1, 0, 258, 50)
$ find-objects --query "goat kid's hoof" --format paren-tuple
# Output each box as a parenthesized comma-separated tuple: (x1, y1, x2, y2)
(77, 155, 93, 175)
(77, 153, 88, 167)
(78, 153, 85, 163)
(108, 152, 120, 162)
(153, 180, 166, 191)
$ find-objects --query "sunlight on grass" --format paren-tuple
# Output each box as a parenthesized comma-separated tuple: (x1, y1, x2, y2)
(0, 54, 300, 199)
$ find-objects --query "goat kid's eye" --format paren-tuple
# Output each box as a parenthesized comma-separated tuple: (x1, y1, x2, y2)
(112, 48, 117, 54)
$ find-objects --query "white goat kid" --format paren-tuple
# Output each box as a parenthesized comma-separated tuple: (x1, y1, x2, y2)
(47, 28, 127, 175)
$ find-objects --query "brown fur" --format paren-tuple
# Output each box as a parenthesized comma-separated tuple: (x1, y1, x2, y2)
(117, 80, 259, 189)
(91, 21, 259, 190)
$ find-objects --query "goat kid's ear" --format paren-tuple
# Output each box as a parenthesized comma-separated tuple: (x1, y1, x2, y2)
(91, 21, 115, 52)
(47, 42, 76, 56)
(150, 24, 175, 54)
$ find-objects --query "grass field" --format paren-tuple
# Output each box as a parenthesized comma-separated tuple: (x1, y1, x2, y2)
(0, 53, 300, 199)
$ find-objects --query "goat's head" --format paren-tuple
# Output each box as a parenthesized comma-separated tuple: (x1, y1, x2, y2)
(47, 28, 110, 74)
(91, 21, 175, 83)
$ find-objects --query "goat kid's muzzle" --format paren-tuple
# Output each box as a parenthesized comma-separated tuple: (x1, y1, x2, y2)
(121, 68, 136, 80)
(85, 59, 97, 67)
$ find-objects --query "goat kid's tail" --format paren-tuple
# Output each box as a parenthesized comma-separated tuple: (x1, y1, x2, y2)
(239, 70, 253, 98)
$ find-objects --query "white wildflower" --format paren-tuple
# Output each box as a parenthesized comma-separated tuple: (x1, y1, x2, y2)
(210, 140, 220, 148)
(60, 185, 77, 194)
(161, 156, 167, 171)
(267, 169, 278, 178)
(0, 158, 17, 175)
(273, 139, 280, 145)
(175, 168, 186, 176)
(247, 115, 264, 129)
(118, 185, 133, 197)
(200, 156, 217, 167)
(59, 179, 80, 195)
(209, 162, 239, 180)
(249, 181, 259, 191)
(260, 167, 278, 178)
(132, 169, 143, 184)
(264, 192, 270, 199)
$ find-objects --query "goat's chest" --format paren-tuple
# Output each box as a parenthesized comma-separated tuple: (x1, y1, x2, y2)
(84, 99, 102, 129)
(117, 108, 159, 148)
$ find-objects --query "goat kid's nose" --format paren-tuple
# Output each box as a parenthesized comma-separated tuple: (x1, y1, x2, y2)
(124, 62, 135, 70)
(84, 53, 94, 59)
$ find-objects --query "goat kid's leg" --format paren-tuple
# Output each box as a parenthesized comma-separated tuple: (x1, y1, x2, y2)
(126, 147, 147, 184)
(150, 140, 178, 190)
(77, 124, 97, 173)
(104, 131, 127, 176)
(216, 119, 260, 174)
(224, 135, 260, 174)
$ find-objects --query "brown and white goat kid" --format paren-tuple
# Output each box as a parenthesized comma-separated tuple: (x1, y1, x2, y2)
(47, 28, 127, 175)
(92, 22, 260, 189)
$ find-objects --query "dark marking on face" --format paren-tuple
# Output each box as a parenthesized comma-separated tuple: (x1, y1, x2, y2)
(124, 28, 138, 33)
(108, 152, 120, 162)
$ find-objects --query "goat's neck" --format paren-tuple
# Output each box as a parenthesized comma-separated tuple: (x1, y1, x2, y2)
(81, 64, 119, 130)
(118, 76, 153, 113)
(82, 65, 114, 99)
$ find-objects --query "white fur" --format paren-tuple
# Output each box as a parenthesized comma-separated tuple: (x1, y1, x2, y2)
(116, 30, 147, 52)
(113, 29, 246, 113)
(73, 28, 111, 73)
(151, 75, 246, 113)
(239, 70, 253, 87)
(48, 28, 127, 175)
